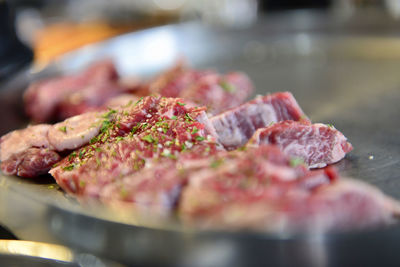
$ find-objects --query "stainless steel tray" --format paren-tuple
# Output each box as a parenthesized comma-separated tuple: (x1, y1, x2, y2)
(1, 10, 400, 267)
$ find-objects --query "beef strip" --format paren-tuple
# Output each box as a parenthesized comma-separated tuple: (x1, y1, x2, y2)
(178, 145, 399, 232)
(248, 120, 353, 168)
(210, 92, 309, 150)
(50, 95, 220, 198)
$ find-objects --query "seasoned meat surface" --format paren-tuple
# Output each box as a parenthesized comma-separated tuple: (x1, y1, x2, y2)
(50, 95, 219, 198)
(179, 145, 398, 232)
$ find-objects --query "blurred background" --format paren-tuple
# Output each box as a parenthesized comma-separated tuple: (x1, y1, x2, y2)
(2, 0, 400, 80)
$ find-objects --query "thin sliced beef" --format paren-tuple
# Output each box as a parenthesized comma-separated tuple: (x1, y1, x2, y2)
(50, 95, 219, 198)
(210, 92, 309, 150)
(147, 62, 253, 115)
(248, 120, 353, 168)
(179, 145, 399, 232)
(24, 60, 130, 123)
(0, 125, 60, 177)
(1, 148, 61, 177)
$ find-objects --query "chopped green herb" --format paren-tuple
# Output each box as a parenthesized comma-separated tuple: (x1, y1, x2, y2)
(171, 115, 177, 120)
(219, 80, 236, 93)
(191, 126, 199, 134)
(79, 149, 86, 159)
(210, 158, 224, 169)
(102, 109, 117, 118)
(100, 120, 112, 133)
(177, 102, 186, 106)
(58, 126, 67, 133)
(115, 136, 124, 143)
(68, 152, 77, 161)
(96, 158, 101, 167)
(101, 133, 108, 143)
(181, 143, 186, 151)
(141, 135, 154, 143)
(185, 113, 195, 122)
(289, 157, 305, 167)
(63, 164, 75, 171)
(195, 136, 205, 141)
(89, 136, 98, 144)
(134, 97, 144, 106)
(326, 123, 334, 128)
(131, 125, 139, 134)
(95, 147, 102, 152)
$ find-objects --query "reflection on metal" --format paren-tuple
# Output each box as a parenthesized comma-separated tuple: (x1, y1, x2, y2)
(0, 240, 73, 262)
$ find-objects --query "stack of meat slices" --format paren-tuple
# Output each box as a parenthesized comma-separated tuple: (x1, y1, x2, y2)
(1, 62, 399, 233)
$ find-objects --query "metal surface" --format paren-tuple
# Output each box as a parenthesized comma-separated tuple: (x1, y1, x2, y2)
(1, 10, 400, 267)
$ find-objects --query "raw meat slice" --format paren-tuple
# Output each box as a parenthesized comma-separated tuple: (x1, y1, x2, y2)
(147, 62, 253, 115)
(98, 149, 206, 214)
(248, 120, 353, 168)
(0, 124, 52, 162)
(178, 145, 399, 232)
(210, 92, 309, 150)
(24, 60, 123, 123)
(50, 95, 219, 198)
(178, 71, 253, 115)
(0, 124, 61, 177)
(1, 148, 61, 177)
(1, 112, 104, 177)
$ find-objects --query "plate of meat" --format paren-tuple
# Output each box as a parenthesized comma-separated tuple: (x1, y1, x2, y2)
(1, 11, 400, 267)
